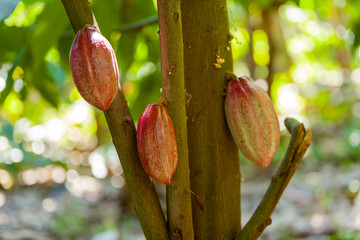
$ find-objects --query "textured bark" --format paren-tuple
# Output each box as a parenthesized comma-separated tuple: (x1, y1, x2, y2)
(157, 0, 194, 239)
(181, 1, 241, 239)
(61, 0, 98, 33)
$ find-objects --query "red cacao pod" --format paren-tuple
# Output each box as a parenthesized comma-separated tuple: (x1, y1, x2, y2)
(225, 75, 280, 168)
(70, 26, 119, 111)
(136, 98, 178, 185)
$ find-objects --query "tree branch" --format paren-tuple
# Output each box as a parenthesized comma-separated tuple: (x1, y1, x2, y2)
(235, 118, 312, 240)
(115, 15, 158, 32)
(60, 1, 169, 239)
(61, 0, 98, 33)
(157, 0, 194, 239)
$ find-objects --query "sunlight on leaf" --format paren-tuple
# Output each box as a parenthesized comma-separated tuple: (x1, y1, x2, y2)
(136, 62, 156, 80)
(231, 27, 250, 60)
(299, 0, 314, 10)
(252, 29, 269, 66)
(4, 1, 44, 27)
(12, 66, 23, 79)
(135, 40, 149, 62)
(4, 92, 23, 115)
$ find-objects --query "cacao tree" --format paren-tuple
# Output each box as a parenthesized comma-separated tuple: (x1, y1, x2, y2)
(60, 0, 311, 239)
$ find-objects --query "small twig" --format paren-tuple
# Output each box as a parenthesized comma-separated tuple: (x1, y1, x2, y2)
(115, 15, 158, 32)
(235, 118, 311, 240)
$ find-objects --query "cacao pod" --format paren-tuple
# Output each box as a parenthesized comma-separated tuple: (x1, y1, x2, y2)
(225, 75, 280, 168)
(136, 98, 178, 185)
(70, 26, 119, 111)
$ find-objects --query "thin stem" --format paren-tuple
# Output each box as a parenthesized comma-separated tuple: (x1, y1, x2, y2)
(61, 0, 98, 33)
(235, 118, 312, 240)
(60, 1, 169, 239)
(115, 15, 158, 32)
(157, 0, 194, 239)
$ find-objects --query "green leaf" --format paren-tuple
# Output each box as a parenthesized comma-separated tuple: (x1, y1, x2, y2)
(45, 62, 65, 87)
(0, 0, 20, 22)
(91, 0, 121, 38)
(0, 23, 29, 60)
(33, 68, 59, 107)
(117, 32, 136, 72)
(22, 61, 59, 107)
(0, 47, 26, 104)
(30, 0, 68, 69)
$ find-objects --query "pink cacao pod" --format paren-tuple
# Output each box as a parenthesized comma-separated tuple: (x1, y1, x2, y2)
(136, 98, 178, 185)
(225, 75, 280, 168)
(70, 26, 119, 111)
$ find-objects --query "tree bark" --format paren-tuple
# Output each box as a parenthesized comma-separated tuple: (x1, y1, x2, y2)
(181, 1, 241, 239)
(157, 0, 194, 239)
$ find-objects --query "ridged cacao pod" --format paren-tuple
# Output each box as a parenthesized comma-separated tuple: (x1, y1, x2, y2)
(225, 75, 280, 168)
(70, 26, 119, 111)
(136, 98, 178, 185)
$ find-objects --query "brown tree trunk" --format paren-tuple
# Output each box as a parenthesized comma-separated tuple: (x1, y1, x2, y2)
(181, 1, 241, 239)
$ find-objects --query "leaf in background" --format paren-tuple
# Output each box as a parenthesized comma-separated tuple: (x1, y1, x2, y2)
(91, 0, 121, 38)
(45, 62, 65, 87)
(117, 32, 137, 72)
(30, 0, 68, 70)
(32, 67, 59, 107)
(352, 22, 360, 51)
(0, 47, 26, 104)
(116, 0, 157, 73)
(1, 121, 13, 140)
(0, 0, 20, 22)
(19, 81, 28, 101)
(0, 23, 29, 60)
(45, 47, 66, 87)
(21, 56, 59, 108)
(132, 71, 162, 120)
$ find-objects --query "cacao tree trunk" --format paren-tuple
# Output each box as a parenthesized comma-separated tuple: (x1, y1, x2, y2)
(181, 1, 241, 239)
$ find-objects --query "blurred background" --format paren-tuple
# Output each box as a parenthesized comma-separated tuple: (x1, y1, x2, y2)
(0, 0, 359, 239)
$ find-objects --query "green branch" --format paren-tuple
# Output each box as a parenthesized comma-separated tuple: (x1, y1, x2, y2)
(60, 1, 169, 239)
(235, 118, 312, 240)
(156, 0, 194, 239)
(61, 0, 98, 33)
(115, 15, 158, 32)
